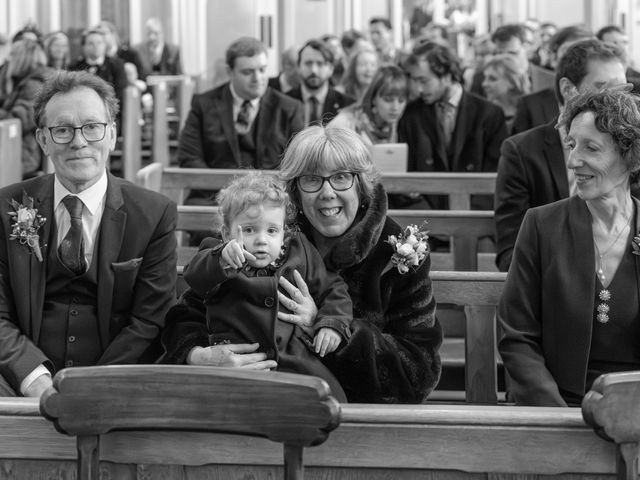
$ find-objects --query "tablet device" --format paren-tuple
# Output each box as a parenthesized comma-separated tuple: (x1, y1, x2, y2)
(371, 143, 408, 173)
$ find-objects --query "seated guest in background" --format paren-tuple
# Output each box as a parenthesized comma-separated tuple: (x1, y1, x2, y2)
(287, 39, 354, 126)
(368, 17, 406, 65)
(495, 39, 628, 272)
(0, 71, 177, 398)
(267, 45, 300, 93)
(178, 36, 303, 205)
(329, 64, 407, 146)
(530, 21, 557, 69)
(338, 46, 379, 102)
(469, 24, 530, 97)
(97, 20, 146, 92)
(596, 25, 640, 93)
(481, 53, 531, 132)
(399, 41, 507, 209)
(163, 126, 443, 403)
(69, 28, 128, 122)
(163, 173, 352, 402)
(320, 34, 346, 86)
(511, 24, 592, 135)
(134, 17, 182, 77)
(499, 89, 640, 406)
(0, 38, 50, 178)
(43, 31, 70, 71)
(340, 29, 369, 59)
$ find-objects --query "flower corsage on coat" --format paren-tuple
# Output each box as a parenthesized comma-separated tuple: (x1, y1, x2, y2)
(386, 223, 429, 274)
(8, 191, 46, 262)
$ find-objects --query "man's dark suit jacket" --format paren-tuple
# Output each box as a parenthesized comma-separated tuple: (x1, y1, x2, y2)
(397, 91, 507, 210)
(178, 83, 303, 170)
(134, 42, 182, 77)
(0, 173, 177, 391)
(498, 196, 640, 406)
(494, 120, 568, 272)
(286, 86, 355, 125)
(511, 88, 559, 135)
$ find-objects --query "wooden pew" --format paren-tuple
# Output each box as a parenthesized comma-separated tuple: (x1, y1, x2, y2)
(175, 205, 497, 271)
(0, 398, 618, 478)
(0, 118, 22, 188)
(137, 166, 497, 208)
(146, 75, 195, 133)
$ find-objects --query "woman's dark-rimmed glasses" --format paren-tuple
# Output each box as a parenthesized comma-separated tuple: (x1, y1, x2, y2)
(297, 172, 357, 193)
(46, 123, 108, 144)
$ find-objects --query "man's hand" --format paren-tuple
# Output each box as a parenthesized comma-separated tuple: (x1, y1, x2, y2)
(187, 343, 277, 370)
(23, 373, 53, 398)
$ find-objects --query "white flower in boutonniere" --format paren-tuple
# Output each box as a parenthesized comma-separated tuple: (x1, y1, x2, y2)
(386, 223, 430, 274)
(8, 191, 46, 262)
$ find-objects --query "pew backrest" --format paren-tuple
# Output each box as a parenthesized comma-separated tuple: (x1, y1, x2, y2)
(173, 205, 496, 271)
(0, 118, 22, 188)
(137, 166, 497, 209)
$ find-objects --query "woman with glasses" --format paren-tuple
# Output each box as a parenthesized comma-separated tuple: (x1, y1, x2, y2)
(0, 38, 51, 178)
(162, 126, 442, 403)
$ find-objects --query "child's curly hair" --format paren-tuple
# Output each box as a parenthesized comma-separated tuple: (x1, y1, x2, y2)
(216, 172, 296, 231)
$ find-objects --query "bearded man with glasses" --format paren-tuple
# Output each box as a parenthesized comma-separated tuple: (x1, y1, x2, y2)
(0, 70, 177, 397)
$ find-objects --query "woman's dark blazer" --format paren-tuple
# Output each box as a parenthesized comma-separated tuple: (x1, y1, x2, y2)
(498, 195, 640, 406)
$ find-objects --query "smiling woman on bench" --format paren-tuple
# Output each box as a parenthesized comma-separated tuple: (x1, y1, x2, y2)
(162, 126, 443, 404)
(499, 89, 640, 406)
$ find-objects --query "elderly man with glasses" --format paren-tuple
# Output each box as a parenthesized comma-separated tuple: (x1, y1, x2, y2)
(0, 70, 177, 398)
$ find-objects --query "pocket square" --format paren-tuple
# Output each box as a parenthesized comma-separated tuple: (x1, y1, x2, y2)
(111, 257, 143, 271)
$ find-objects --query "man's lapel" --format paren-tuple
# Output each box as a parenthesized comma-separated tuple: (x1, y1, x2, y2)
(29, 177, 54, 344)
(426, 103, 449, 170)
(543, 120, 570, 198)
(255, 89, 275, 161)
(219, 85, 241, 163)
(450, 93, 472, 169)
(96, 176, 126, 349)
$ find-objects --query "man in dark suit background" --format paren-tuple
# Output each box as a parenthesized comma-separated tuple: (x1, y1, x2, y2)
(495, 39, 629, 272)
(511, 25, 593, 135)
(399, 41, 507, 209)
(287, 39, 354, 126)
(178, 37, 304, 204)
(134, 17, 182, 77)
(0, 71, 177, 397)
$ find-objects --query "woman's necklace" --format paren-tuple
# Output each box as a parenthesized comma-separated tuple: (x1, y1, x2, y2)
(593, 214, 632, 324)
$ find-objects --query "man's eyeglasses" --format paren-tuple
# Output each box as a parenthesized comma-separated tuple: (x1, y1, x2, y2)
(46, 123, 108, 144)
(297, 172, 357, 193)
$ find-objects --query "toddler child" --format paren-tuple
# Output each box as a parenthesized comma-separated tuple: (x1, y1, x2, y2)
(182, 173, 352, 401)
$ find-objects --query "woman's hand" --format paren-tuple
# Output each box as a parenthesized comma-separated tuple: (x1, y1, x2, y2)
(187, 343, 277, 370)
(277, 270, 318, 336)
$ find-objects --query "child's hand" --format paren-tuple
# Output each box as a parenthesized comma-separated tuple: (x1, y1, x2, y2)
(313, 327, 341, 357)
(220, 225, 256, 269)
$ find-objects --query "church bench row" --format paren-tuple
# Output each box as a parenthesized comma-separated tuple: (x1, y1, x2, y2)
(174, 268, 506, 405)
(137, 163, 497, 210)
(174, 200, 498, 272)
(0, 398, 619, 479)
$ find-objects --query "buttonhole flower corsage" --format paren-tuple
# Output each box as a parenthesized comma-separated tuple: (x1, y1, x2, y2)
(386, 223, 430, 274)
(8, 191, 46, 262)
(632, 232, 640, 256)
